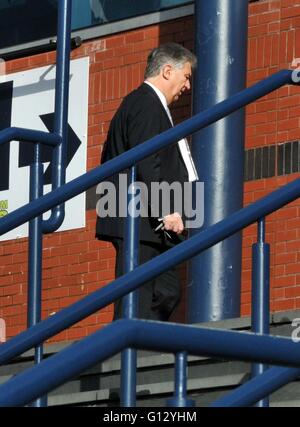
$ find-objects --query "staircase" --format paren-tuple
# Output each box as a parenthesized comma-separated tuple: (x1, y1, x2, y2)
(1, 309, 299, 407)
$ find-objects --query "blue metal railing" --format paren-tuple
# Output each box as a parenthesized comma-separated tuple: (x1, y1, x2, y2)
(1, 319, 300, 407)
(0, 69, 299, 406)
(2, 154, 300, 363)
(121, 165, 139, 407)
(0, 69, 299, 405)
(251, 218, 270, 407)
(0, 0, 71, 407)
(0, 70, 297, 237)
(0, 0, 300, 406)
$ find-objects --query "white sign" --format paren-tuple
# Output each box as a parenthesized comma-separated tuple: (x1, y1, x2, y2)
(0, 57, 89, 241)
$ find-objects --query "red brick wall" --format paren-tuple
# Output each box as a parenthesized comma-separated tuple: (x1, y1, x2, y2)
(0, 0, 300, 342)
(242, 0, 300, 316)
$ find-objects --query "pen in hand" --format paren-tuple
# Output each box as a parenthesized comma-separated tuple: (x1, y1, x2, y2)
(154, 218, 172, 239)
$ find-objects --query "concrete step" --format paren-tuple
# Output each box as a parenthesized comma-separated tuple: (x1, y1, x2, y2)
(0, 309, 299, 407)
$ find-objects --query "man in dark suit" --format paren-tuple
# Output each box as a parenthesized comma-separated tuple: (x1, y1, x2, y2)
(96, 43, 197, 321)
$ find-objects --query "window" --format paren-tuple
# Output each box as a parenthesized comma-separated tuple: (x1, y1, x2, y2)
(0, 0, 57, 50)
(72, 0, 192, 29)
(0, 0, 192, 51)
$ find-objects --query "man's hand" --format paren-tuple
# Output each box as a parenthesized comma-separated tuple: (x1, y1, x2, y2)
(163, 212, 184, 235)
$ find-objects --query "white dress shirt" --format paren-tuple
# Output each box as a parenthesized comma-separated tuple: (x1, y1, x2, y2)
(144, 80, 199, 182)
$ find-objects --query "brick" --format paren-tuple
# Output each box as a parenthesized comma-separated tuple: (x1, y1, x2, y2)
(106, 35, 125, 49)
(144, 26, 160, 40)
(125, 30, 145, 44)
(95, 49, 115, 63)
(124, 52, 145, 66)
(69, 262, 89, 275)
(271, 287, 286, 299)
(275, 206, 298, 220)
(48, 331, 68, 343)
(268, 22, 280, 33)
(241, 304, 251, 316)
(272, 299, 295, 311)
(79, 272, 99, 284)
(2, 305, 25, 316)
(58, 296, 81, 308)
(269, 39, 279, 68)
(43, 256, 61, 269)
(287, 29, 295, 63)
(133, 38, 157, 53)
(12, 294, 26, 305)
(114, 45, 134, 57)
(286, 218, 300, 230)
(282, 6, 300, 19)
(281, 0, 297, 7)
(275, 252, 297, 265)
(29, 53, 48, 67)
(241, 292, 251, 304)
(89, 260, 107, 272)
(67, 327, 87, 340)
(285, 262, 300, 274)
(248, 37, 258, 70)
(278, 117, 299, 131)
(10, 57, 30, 71)
(288, 128, 300, 140)
(278, 95, 300, 108)
(285, 286, 300, 298)
(246, 111, 268, 125)
(69, 285, 86, 297)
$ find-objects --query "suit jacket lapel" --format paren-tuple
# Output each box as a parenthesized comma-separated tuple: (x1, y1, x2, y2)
(139, 83, 188, 174)
(140, 83, 173, 128)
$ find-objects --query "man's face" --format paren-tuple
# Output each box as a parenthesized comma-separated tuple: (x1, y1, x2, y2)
(164, 61, 192, 105)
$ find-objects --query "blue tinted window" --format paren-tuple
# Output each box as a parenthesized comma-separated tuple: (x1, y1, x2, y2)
(0, 0, 57, 50)
(0, 0, 192, 50)
(72, 0, 192, 29)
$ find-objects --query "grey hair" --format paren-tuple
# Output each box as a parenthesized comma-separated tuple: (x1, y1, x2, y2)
(144, 43, 197, 79)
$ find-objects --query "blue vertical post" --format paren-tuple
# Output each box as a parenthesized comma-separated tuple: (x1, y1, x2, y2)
(27, 0, 72, 406)
(166, 351, 195, 407)
(27, 143, 46, 407)
(120, 166, 139, 407)
(43, 0, 72, 233)
(188, 0, 248, 323)
(251, 218, 270, 407)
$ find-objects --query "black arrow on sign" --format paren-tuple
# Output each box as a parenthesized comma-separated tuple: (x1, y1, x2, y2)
(18, 113, 82, 185)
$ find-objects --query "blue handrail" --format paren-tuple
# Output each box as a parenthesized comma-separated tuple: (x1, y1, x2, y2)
(0, 127, 61, 146)
(0, 70, 297, 237)
(0, 319, 300, 407)
(1, 161, 300, 367)
(0, 34, 299, 406)
(211, 365, 300, 407)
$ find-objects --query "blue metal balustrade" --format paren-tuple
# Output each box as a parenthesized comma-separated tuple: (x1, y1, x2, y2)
(0, 67, 299, 406)
(0, 0, 71, 407)
(0, 0, 300, 407)
(1, 319, 300, 407)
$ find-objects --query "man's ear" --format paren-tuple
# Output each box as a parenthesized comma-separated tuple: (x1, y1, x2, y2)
(162, 64, 172, 80)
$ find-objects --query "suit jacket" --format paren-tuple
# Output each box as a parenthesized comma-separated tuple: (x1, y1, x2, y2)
(96, 83, 189, 244)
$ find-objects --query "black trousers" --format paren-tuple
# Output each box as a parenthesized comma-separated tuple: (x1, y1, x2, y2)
(112, 239, 181, 321)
